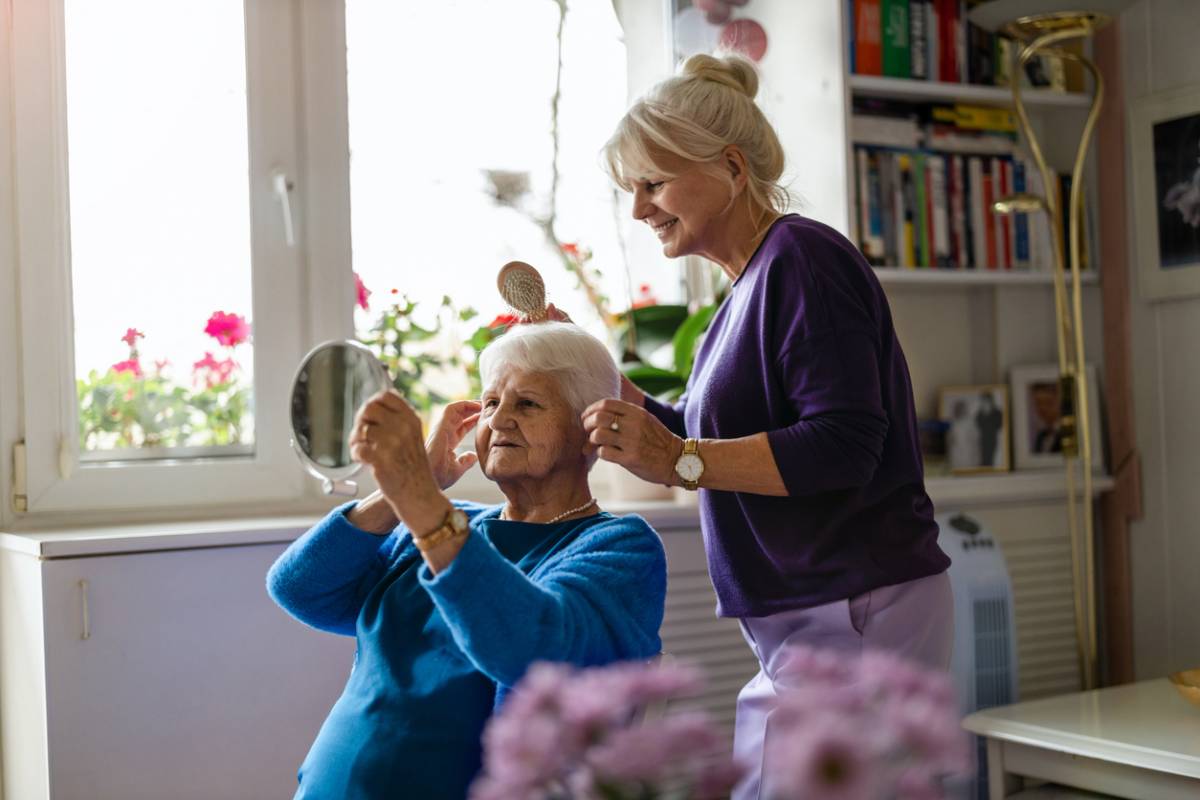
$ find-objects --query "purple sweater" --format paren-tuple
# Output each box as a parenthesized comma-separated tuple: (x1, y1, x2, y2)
(644, 215, 949, 617)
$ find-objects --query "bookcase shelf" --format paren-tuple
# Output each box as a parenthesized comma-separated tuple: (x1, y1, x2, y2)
(925, 470, 1114, 509)
(873, 267, 1099, 288)
(848, 75, 1091, 109)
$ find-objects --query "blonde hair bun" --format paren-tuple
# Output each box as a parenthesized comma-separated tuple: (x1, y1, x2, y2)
(680, 52, 759, 100)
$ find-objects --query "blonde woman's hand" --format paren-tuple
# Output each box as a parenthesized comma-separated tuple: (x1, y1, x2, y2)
(425, 400, 481, 490)
(582, 398, 683, 487)
(349, 389, 439, 511)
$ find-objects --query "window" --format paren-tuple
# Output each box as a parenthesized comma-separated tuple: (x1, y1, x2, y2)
(343, 0, 677, 413)
(9, 0, 306, 513)
(4, 0, 668, 518)
(65, 0, 257, 459)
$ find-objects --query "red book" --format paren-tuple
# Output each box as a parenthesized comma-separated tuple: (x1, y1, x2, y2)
(855, 0, 883, 75)
(935, 0, 958, 82)
(999, 160, 1013, 269)
(982, 158, 997, 269)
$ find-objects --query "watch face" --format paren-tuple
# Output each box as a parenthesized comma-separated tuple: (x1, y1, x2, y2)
(675, 453, 703, 482)
(449, 508, 469, 534)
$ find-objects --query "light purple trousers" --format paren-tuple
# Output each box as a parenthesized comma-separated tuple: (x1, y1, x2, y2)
(731, 571, 954, 800)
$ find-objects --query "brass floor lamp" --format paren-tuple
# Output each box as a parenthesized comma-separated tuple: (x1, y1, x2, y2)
(968, 0, 1134, 691)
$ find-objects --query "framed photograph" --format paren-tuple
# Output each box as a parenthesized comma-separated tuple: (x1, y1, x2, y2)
(937, 385, 1010, 474)
(1010, 364, 1104, 472)
(1131, 84, 1200, 301)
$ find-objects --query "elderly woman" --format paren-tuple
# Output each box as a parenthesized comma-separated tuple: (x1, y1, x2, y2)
(576, 53, 953, 798)
(267, 322, 666, 800)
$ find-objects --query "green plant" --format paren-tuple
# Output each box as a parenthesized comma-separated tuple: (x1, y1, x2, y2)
(77, 318, 253, 451)
(617, 302, 719, 402)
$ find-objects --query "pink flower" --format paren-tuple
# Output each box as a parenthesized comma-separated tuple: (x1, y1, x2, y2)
(154, 359, 171, 373)
(111, 358, 143, 378)
(560, 242, 580, 257)
(354, 272, 371, 311)
(121, 328, 144, 348)
(192, 351, 238, 389)
(204, 311, 251, 347)
(765, 718, 876, 800)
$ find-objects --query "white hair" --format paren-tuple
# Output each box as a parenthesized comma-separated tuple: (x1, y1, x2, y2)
(478, 322, 620, 416)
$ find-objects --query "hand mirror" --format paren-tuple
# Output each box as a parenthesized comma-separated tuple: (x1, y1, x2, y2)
(289, 339, 391, 495)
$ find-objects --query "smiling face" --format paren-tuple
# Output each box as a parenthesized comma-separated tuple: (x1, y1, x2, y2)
(476, 364, 587, 484)
(629, 149, 740, 261)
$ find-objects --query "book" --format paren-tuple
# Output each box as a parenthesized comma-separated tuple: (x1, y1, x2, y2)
(850, 113, 922, 148)
(934, 0, 958, 82)
(982, 158, 997, 269)
(909, 0, 930, 80)
(930, 156, 951, 268)
(898, 154, 917, 268)
(914, 153, 929, 266)
(968, 156, 987, 269)
(855, 0, 883, 75)
(881, 0, 911, 78)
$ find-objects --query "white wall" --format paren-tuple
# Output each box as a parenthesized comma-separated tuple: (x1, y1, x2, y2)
(1121, 0, 1200, 678)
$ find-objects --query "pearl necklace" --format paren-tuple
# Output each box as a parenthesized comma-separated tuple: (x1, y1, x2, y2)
(501, 497, 598, 524)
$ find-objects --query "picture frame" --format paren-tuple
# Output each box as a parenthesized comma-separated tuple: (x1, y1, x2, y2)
(1009, 364, 1104, 473)
(1130, 84, 1200, 301)
(937, 384, 1010, 474)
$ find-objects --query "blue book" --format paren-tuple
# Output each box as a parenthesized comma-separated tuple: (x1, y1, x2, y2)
(1013, 159, 1030, 267)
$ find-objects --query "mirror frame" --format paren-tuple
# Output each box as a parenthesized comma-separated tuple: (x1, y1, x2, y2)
(289, 339, 390, 495)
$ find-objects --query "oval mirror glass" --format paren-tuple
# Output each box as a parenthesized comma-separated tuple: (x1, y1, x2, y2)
(290, 339, 390, 494)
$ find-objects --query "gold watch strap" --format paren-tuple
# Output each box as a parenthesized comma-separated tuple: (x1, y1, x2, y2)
(413, 509, 468, 552)
(681, 438, 700, 491)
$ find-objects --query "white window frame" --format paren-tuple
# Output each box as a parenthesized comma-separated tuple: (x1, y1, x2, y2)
(0, 0, 675, 526)
(8, 0, 311, 517)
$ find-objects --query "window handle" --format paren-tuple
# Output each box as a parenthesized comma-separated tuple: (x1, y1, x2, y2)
(272, 171, 296, 247)
(79, 580, 91, 640)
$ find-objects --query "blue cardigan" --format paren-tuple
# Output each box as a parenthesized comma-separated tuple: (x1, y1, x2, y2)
(267, 500, 667, 800)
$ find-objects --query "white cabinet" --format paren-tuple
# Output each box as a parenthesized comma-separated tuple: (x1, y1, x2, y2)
(1, 536, 355, 800)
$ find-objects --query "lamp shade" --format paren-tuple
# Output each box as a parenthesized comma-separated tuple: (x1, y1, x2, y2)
(967, 0, 1137, 33)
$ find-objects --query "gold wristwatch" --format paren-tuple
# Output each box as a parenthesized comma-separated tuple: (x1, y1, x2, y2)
(414, 506, 469, 552)
(673, 438, 704, 491)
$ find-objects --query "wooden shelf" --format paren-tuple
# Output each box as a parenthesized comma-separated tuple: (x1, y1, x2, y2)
(873, 267, 1099, 287)
(926, 470, 1114, 509)
(849, 75, 1092, 108)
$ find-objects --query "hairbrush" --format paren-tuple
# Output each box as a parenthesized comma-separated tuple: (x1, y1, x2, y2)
(497, 261, 548, 322)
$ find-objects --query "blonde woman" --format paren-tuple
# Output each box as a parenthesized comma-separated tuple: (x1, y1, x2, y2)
(579, 53, 953, 798)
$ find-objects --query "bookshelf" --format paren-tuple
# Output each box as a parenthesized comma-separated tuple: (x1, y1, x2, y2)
(873, 266, 1098, 288)
(848, 74, 1092, 108)
(840, 2, 1108, 498)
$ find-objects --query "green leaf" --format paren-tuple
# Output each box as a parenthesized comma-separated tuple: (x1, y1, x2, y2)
(671, 303, 717, 376)
(615, 304, 689, 359)
(621, 364, 685, 397)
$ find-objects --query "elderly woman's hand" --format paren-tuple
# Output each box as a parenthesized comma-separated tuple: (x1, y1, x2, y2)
(425, 400, 481, 490)
(349, 389, 439, 509)
(582, 398, 683, 487)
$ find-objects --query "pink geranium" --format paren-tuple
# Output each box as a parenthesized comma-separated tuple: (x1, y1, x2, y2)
(204, 311, 251, 347)
(111, 358, 143, 378)
(121, 328, 144, 348)
(192, 351, 238, 389)
(354, 272, 371, 311)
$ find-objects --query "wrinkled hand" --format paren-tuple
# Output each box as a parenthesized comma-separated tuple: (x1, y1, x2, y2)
(582, 398, 683, 487)
(425, 400, 481, 490)
(349, 389, 438, 509)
